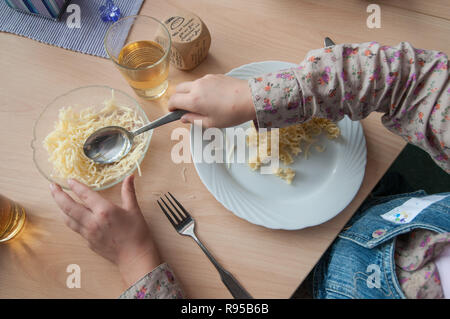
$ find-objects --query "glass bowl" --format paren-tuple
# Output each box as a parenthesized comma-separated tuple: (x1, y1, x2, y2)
(32, 85, 152, 191)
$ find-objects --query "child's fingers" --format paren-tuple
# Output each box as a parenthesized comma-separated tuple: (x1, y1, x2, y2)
(50, 183, 93, 227)
(168, 93, 196, 112)
(121, 175, 140, 213)
(61, 213, 82, 234)
(175, 81, 193, 93)
(181, 113, 211, 127)
(67, 178, 113, 213)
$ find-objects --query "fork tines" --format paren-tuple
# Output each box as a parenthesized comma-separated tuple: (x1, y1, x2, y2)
(157, 192, 192, 229)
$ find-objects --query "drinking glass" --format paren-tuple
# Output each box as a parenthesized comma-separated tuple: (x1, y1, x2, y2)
(0, 195, 26, 243)
(105, 15, 172, 100)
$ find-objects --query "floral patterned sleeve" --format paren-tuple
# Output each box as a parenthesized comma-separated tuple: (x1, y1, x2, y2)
(248, 42, 449, 173)
(119, 263, 185, 299)
(395, 230, 450, 299)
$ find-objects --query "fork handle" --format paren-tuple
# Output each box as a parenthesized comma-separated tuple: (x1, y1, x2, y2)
(191, 234, 253, 299)
(218, 267, 254, 299)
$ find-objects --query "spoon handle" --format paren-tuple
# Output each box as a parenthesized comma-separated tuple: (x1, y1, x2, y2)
(132, 110, 188, 136)
(324, 37, 335, 47)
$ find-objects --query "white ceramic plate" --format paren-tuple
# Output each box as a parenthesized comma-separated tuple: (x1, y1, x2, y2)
(190, 61, 367, 230)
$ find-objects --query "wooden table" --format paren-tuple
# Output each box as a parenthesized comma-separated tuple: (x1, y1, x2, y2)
(0, 0, 448, 299)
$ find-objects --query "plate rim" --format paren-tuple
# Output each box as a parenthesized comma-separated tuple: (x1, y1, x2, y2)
(190, 61, 367, 230)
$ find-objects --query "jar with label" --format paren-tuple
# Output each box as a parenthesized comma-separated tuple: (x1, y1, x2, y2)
(156, 10, 211, 70)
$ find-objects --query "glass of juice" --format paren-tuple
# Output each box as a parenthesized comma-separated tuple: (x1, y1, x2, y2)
(0, 195, 26, 243)
(105, 15, 172, 100)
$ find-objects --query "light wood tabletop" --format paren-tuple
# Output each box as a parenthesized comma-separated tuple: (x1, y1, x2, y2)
(0, 0, 448, 299)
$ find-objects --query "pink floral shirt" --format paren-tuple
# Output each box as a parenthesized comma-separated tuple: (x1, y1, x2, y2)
(248, 42, 449, 173)
(119, 263, 185, 299)
(395, 230, 450, 299)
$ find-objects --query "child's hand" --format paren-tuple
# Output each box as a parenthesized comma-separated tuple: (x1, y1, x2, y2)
(50, 175, 160, 287)
(168, 74, 256, 128)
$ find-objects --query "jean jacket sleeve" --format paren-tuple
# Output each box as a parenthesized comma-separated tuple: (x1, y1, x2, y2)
(248, 42, 449, 173)
(119, 263, 185, 299)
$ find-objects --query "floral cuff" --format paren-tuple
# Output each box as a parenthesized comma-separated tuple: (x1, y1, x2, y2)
(248, 68, 304, 129)
(119, 263, 185, 299)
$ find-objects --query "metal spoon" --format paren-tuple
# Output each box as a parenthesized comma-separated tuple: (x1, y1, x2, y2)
(83, 110, 187, 164)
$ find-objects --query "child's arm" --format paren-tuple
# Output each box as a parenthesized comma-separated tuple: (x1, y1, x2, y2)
(249, 42, 449, 172)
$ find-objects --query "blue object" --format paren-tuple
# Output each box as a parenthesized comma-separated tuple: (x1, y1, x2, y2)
(3, 0, 71, 21)
(0, 0, 144, 58)
(99, 0, 121, 22)
(312, 190, 450, 299)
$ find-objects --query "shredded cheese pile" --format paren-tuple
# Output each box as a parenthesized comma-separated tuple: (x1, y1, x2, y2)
(247, 118, 340, 184)
(43, 97, 148, 188)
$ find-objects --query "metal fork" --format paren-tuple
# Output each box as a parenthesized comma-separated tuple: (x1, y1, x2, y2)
(157, 192, 253, 299)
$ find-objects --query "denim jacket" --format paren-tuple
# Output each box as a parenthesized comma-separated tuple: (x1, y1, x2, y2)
(312, 191, 450, 299)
